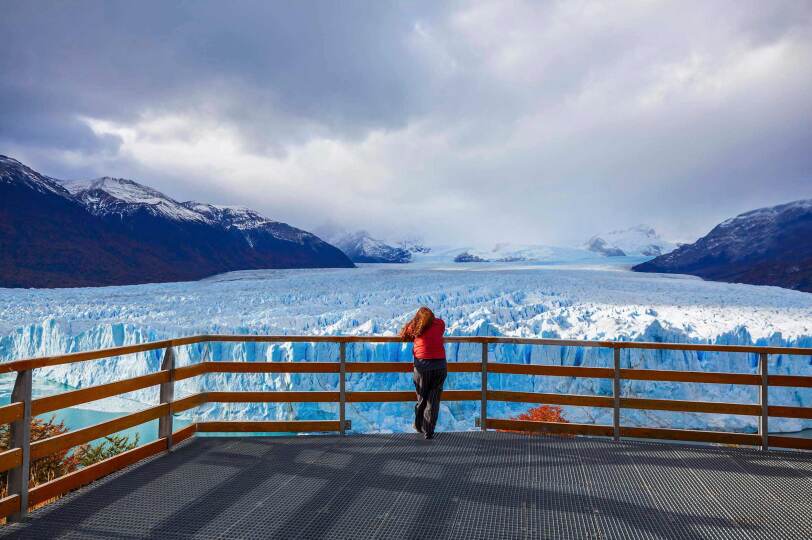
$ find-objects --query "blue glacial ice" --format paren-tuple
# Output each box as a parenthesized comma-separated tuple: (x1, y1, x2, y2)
(1, 261, 811, 434)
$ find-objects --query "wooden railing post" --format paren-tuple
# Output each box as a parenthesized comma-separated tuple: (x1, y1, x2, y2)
(339, 342, 346, 436)
(758, 352, 769, 451)
(158, 347, 175, 450)
(481, 342, 488, 431)
(613, 347, 621, 442)
(8, 369, 32, 522)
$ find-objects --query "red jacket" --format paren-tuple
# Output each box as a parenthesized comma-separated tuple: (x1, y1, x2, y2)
(413, 318, 446, 359)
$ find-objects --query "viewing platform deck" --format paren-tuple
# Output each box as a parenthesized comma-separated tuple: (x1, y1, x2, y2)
(2, 432, 811, 539)
(1, 335, 811, 538)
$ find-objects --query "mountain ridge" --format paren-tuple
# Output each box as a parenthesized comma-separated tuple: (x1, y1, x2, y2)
(633, 199, 812, 292)
(0, 155, 354, 288)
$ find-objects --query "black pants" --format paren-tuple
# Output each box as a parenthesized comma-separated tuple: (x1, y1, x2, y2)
(413, 366, 447, 436)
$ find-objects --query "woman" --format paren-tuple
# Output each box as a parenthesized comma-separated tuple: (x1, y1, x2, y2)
(400, 306, 447, 439)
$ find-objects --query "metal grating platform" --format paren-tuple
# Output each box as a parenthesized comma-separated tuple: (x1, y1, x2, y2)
(2, 432, 811, 539)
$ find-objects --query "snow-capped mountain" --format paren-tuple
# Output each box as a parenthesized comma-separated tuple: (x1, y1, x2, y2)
(65, 177, 208, 223)
(327, 230, 413, 263)
(0, 155, 70, 197)
(634, 200, 812, 292)
(0, 155, 353, 288)
(585, 225, 676, 257)
(182, 202, 313, 245)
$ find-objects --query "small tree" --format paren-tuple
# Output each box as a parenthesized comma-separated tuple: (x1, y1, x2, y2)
(0, 416, 138, 500)
(0, 416, 80, 495)
(75, 434, 139, 467)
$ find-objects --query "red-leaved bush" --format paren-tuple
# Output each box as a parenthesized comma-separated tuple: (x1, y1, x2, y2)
(503, 404, 572, 436)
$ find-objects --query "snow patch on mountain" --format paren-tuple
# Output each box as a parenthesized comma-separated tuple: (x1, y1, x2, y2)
(182, 202, 312, 244)
(64, 177, 209, 223)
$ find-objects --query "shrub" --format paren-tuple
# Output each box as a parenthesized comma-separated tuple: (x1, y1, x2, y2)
(0, 416, 138, 500)
(505, 404, 571, 436)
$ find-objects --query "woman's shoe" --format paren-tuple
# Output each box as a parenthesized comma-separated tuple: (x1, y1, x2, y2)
(413, 422, 423, 433)
(424, 432, 433, 440)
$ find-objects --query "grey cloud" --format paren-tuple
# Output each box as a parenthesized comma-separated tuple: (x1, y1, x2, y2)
(0, 1, 442, 154)
(1, 1, 811, 245)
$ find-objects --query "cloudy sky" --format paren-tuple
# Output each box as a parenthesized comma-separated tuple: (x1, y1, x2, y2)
(2, 1, 811, 245)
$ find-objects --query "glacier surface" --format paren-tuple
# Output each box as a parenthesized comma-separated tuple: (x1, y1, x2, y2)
(1, 261, 811, 435)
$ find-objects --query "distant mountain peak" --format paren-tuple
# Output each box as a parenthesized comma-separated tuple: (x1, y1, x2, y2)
(584, 225, 675, 257)
(396, 236, 432, 254)
(64, 176, 165, 200)
(323, 229, 412, 263)
(64, 176, 207, 223)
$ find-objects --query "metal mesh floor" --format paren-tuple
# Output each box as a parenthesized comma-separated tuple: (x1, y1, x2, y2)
(2, 432, 811, 539)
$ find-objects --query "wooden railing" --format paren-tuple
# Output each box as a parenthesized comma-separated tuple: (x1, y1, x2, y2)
(1, 334, 811, 522)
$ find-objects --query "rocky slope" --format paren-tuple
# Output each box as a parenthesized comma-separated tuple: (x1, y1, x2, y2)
(634, 200, 812, 292)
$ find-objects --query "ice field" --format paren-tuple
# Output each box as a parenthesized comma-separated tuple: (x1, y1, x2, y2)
(1, 259, 811, 434)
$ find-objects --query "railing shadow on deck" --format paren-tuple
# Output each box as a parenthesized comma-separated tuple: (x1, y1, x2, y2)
(0, 334, 810, 524)
(3, 434, 773, 539)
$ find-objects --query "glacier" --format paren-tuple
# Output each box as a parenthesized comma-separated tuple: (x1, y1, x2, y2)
(1, 260, 811, 436)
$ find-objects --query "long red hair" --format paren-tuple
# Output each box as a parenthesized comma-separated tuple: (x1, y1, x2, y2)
(400, 307, 435, 340)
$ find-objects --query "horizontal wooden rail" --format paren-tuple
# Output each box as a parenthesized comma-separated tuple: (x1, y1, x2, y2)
(0, 402, 23, 425)
(172, 423, 197, 444)
(203, 361, 340, 373)
(30, 404, 168, 460)
(0, 495, 20, 521)
(345, 362, 409, 373)
(196, 420, 341, 433)
(172, 394, 207, 412)
(488, 363, 615, 378)
(769, 375, 812, 388)
(619, 369, 761, 385)
(0, 336, 203, 373)
(768, 405, 812, 419)
(768, 435, 812, 451)
(485, 419, 769, 447)
(174, 363, 209, 381)
(0, 448, 22, 474)
(205, 391, 339, 403)
(32, 372, 169, 415)
(620, 426, 761, 446)
(485, 418, 614, 437)
(487, 390, 614, 408)
(620, 397, 761, 416)
(346, 390, 480, 402)
(3, 334, 811, 374)
(488, 418, 812, 451)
